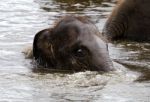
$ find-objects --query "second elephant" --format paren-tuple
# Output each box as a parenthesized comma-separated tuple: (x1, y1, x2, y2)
(103, 0, 150, 42)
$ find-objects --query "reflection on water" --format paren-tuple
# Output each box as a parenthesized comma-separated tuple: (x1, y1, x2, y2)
(109, 42, 150, 82)
(0, 0, 149, 101)
(35, 0, 116, 28)
(39, 0, 108, 12)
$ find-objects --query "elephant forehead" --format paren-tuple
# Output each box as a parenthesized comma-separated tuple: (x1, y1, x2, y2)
(79, 33, 107, 51)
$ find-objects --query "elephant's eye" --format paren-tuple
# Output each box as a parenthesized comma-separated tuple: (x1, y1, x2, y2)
(73, 46, 89, 58)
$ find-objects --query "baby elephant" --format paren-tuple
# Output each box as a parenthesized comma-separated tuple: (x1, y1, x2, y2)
(103, 0, 150, 42)
(29, 16, 114, 72)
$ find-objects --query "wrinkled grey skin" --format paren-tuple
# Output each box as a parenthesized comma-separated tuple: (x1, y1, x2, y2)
(75, 21, 114, 71)
(30, 16, 114, 72)
(103, 0, 150, 42)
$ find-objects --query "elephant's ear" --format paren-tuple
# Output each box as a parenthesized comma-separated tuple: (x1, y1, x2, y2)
(33, 28, 53, 60)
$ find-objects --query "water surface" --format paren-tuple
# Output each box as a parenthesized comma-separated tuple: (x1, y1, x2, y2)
(0, 0, 149, 102)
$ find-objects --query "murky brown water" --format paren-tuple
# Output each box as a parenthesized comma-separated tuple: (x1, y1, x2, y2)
(0, 0, 149, 102)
